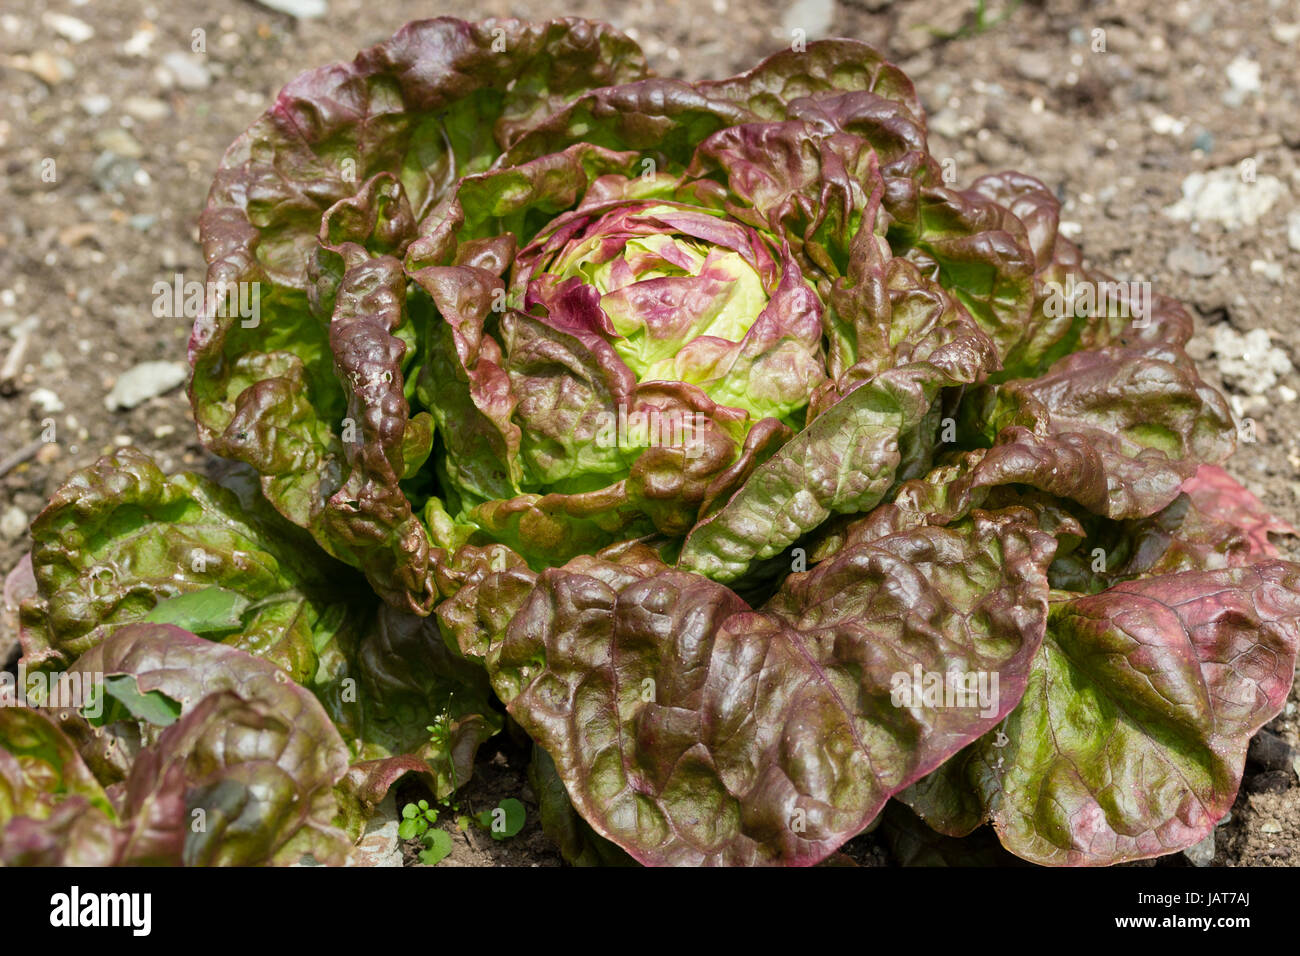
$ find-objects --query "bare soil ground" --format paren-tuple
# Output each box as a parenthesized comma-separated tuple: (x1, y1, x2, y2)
(2, 0, 1298, 867)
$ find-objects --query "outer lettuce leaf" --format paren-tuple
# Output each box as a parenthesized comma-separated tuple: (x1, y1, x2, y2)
(529, 745, 635, 866)
(892, 345, 1236, 524)
(1049, 465, 1296, 592)
(696, 40, 924, 126)
(19, 448, 368, 678)
(69, 624, 355, 865)
(1179, 464, 1297, 557)
(1, 624, 356, 866)
(902, 563, 1300, 865)
(0, 708, 114, 825)
(487, 513, 1054, 865)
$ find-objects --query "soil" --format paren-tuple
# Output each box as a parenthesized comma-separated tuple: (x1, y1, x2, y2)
(2, 0, 1298, 867)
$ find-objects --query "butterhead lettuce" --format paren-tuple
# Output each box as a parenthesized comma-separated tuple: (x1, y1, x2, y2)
(4, 17, 1297, 868)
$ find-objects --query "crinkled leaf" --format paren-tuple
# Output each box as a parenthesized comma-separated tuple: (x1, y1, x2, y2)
(902, 563, 1300, 865)
(489, 513, 1054, 865)
(67, 623, 354, 866)
(19, 448, 369, 685)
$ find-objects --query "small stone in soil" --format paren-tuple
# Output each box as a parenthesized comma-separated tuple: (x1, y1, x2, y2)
(160, 52, 212, 91)
(1250, 259, 1284, 282)
(1165, 242, 1222, 277)
(1163, 166, 1288, 230)
(29, 387, 63, 413)
(0, 506, 28, 542)
(255, 0, 329, 18)
(42, 12, 95, 44)
(1182, 831, 1215, 866)
(104, 361, 188, 411)
(79, 94, 112, 116)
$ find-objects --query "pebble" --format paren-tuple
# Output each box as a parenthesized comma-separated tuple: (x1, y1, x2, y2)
(57, 222, 98, 248)
(9, 50, 75, 86)
(1149, 113, 1186, 136)
(1014, 52, 1055, 83)
(1250, 259, 1284, 282)
(0, 506, 28, 542)
(255, 0, 329, 18)
(1211, 326, 1293, 395)
(1260, 820, 1283, 835)
(1163, 166, 1288, 230)
(1223, 56, 1261, 105)
(1165, 242, 1221, 277)
(29, 387, 63, 413)
(92, 152, 142, 193)
(124, 96, 170, 122)
(42, 12, 94, 43)
(781, 0, 834, 40)
(1273, 23, 1300, 44)
(1289, 211, 1300, 254)
(123, 28, 153, 56)
(160, 51, 211, 91)
(1182, 831, 1215, 866)
(93, 127, 144, 159)
(104, 361, 188, 411)
(79, 94, 112, 117)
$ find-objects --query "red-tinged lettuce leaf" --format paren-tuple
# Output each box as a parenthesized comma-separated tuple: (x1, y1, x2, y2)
(318, 253, 440, 613)
(892, 344, 1236, 525)
(696, 40, 924, 126)
(498, 79, 751, 171)
(0, 796, 130, 866)
(63, 624, 354, 866)
(964, 172, 1196, 382)
(436, 561, 539, 662)
(200, 17, 646, 291)
(682, 121, 887, 280)
(18, 448, 369, 679)
(901, 562, 1300, 865)
(678, 320, 995, 583)
(487, 512, 1054, 865)
(896, 186, 1038, 364)
(338, 602, 502, 800)
(191, 19, 648, 601)
(1049, 465, 1298, 592)
(528, 745, 636, 866)
(879, 800, 1027, 866)
(1180, 464, 1296, 558)
(0, 707, 114, 825)
(410, 262, 523, 508)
